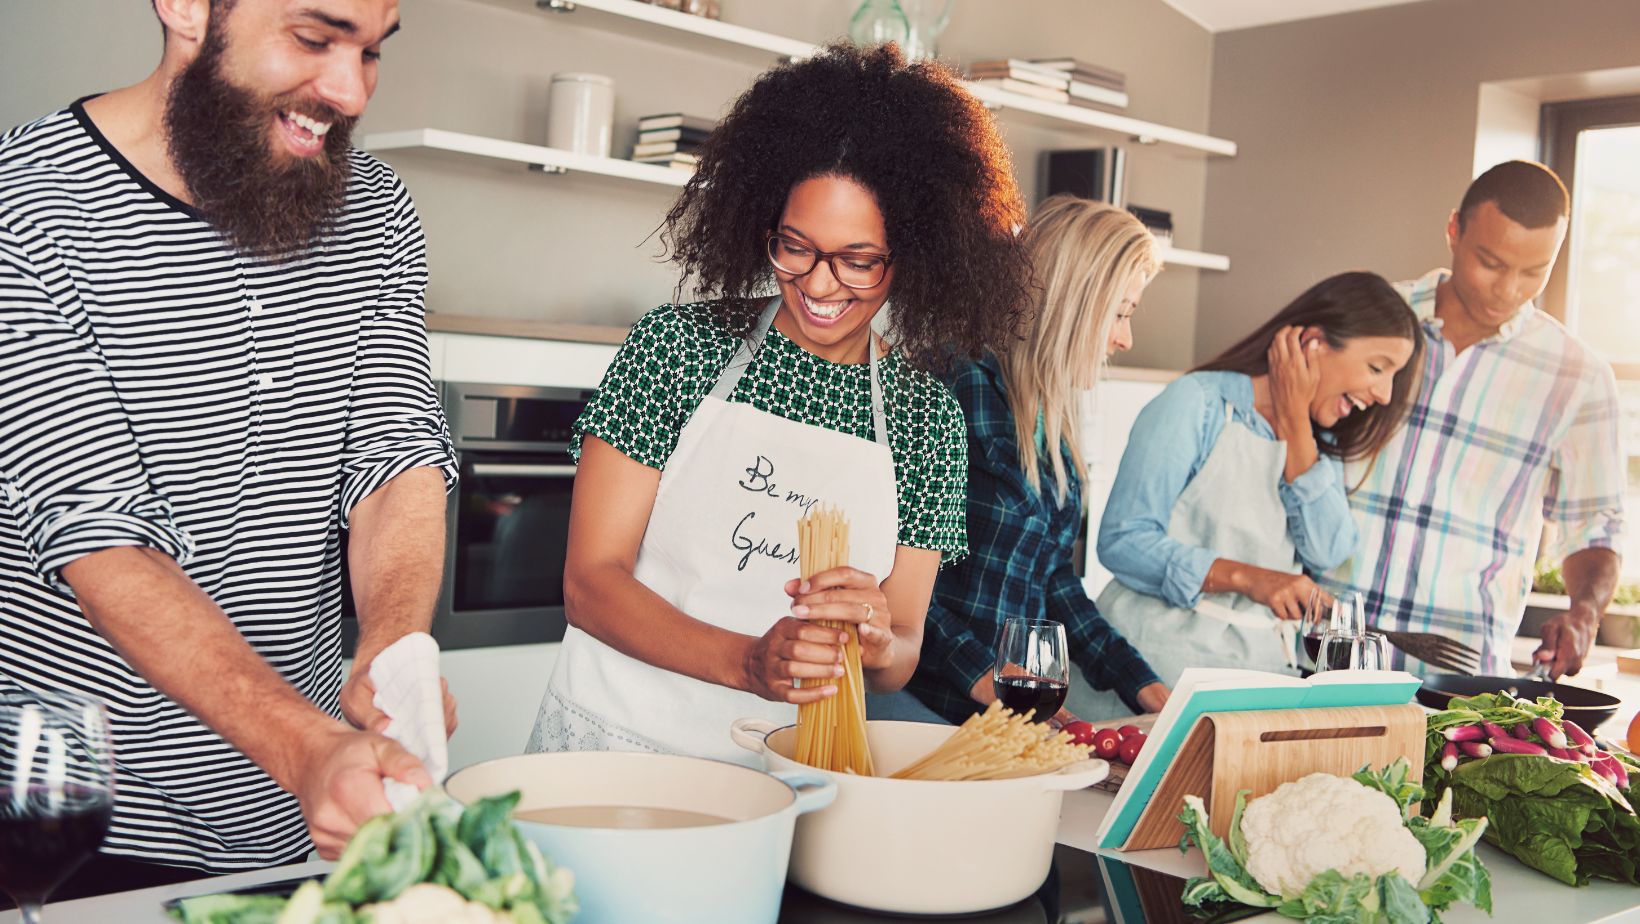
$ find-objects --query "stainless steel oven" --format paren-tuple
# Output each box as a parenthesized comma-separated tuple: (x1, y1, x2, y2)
(433, 381, 592, 649)
(341, 380, 593, 653)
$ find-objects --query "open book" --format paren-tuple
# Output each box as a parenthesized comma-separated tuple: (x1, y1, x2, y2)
(1094, 667, 1422, 850)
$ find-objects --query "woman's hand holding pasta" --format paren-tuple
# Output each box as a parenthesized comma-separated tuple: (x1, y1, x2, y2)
(743, 617, 849, 705)
(786, 567, 895, 669)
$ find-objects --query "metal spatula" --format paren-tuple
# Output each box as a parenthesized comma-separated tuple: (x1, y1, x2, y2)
(1367, 626, 1483, 675)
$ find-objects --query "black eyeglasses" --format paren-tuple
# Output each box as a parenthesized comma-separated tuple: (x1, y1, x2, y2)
(764, 231, 893, 290)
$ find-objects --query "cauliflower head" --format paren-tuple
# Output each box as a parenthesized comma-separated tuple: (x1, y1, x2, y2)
(1238, 771, 1426, 898)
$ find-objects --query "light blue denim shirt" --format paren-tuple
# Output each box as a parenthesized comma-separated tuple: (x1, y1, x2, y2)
(1096, 370, 1358, 610)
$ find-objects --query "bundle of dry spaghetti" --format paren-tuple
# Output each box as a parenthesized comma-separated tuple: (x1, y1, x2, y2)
(792, 506, 875, 776)
(890, 701, 1093, 781)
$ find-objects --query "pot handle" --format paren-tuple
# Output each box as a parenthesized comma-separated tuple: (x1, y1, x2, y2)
(771, 770, 837, 816)
(730, 717, 778, 754)
(1041, 758, 1111, 792)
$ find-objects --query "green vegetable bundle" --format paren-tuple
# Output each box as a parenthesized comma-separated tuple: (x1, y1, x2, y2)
(170, 790, 578, 924)
(1178, 760, 1492, 923)
(1424, 693, 1640, 886)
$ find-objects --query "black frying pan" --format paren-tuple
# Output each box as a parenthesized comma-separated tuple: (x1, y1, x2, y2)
(1416, 672, 1622, 731)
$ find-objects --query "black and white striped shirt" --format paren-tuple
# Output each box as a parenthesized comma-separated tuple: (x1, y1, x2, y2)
(0, 100, 457, 871)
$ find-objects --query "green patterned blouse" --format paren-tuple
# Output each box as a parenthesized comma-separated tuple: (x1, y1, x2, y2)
(572, 302, 968, 561)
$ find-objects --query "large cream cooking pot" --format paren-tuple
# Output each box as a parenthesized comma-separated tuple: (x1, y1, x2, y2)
(731, 718, 1107, 915)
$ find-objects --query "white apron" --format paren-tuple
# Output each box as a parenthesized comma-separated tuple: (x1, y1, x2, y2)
(527, 299, 899, 766)
(1068, 403, 1302, 720)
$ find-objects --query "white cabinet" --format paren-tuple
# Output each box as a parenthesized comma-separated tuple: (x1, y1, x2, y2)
(1081, 375, 1174, 595)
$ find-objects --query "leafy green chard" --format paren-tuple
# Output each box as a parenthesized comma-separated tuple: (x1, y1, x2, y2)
(171, 791, 578, 924)
(1422, 694, 1640, 887)
(1177, 760, 1491, 923)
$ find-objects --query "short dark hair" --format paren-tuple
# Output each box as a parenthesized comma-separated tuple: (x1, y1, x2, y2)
(1457, 160, 1568, 232)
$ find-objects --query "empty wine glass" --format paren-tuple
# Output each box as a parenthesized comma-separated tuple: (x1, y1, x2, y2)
(993, 618, 1070, 723)
(0, 691, 114, 923)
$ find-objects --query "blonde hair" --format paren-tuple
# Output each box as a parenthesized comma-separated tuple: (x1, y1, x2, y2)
(997, 196, 1161, 506)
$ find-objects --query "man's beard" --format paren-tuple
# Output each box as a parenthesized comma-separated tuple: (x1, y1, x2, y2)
(163, 26, 357, 261)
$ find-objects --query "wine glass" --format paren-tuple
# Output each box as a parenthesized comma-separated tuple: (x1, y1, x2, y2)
(1314, 630, 1392, 672)
(0, 691, 114, 922)
(992, 618, 1070, 723)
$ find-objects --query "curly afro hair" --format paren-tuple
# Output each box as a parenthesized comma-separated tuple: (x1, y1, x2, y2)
(661, 42, 1032, 367)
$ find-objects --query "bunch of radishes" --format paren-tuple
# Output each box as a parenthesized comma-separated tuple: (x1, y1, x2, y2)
(1438, 714, 1629, 788)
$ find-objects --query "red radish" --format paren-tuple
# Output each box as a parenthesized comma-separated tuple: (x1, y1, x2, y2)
(1562, 719, 1596, 750)
(1595, 754, 1631, 789)
(1490, 736, 1548, 756)
(1093, 729, 1122, 760)
(1481, 721, 1509, 741)
(1459, 741, 1493, 759)
(1547, 746, 1580, 761)
(1440, 742, 1460, 771)
(1444, 724, 1486, 742)
(1117, 724, 1141, 741)
(1062, 721, 1097, 747)
(1118, 734, 1144, 765)
(1511, 724, 1533, 740)
(1592, 756, 1620, 784)
(1533, 718, 1568, 750)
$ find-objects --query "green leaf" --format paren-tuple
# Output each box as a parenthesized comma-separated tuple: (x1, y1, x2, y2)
(1226, 790, 1251, 868)
(458, 791, 522, 858)
(1176, 794, 1278, 908)
(322, 814, 394, 904)
(1378, 874, 1430, 924)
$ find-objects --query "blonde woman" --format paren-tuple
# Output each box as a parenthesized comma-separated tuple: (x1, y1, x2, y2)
(900, 195, 1170, 725)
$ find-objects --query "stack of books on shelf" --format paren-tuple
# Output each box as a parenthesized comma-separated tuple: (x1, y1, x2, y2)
(966, 59, 1073, 104)
(1028, 57, 1130, 111)
(631, 113, 715, 171)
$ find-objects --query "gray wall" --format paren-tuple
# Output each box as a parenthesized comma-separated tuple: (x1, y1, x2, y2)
(0, 0, 1218, 371)
(1197, 0, 1640, 362)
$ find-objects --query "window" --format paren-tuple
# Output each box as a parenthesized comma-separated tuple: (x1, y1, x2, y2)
(1544, 96, 1640, 588)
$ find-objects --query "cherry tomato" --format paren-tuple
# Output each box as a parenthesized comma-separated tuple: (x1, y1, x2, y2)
(1117, 724, 1141, 741)
(1062, 721, 1097, 747)
(1093, 729, 1122, 760)
(1118, 734, 1145, 765)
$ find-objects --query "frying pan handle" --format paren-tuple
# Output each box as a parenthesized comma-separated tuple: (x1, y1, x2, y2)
(1523, 661, 1552, 682)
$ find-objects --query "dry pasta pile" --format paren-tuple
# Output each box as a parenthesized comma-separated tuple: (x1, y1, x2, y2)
(891, 701, 1094, 781)
(792, 506, 875, 776)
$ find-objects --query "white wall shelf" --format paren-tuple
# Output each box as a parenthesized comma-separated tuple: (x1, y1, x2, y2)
(365, 129, 1230, 269)
(1158, 246, 1230, 271)
(361, 128, 692, 188)
(470, 0, 815, 66)
(469, 0, 1237, 157)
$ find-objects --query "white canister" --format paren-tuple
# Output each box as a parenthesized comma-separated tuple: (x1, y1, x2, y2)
(545, 72, 615, 157)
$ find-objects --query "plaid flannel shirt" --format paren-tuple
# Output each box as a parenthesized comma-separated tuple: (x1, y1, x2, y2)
(905, 355, 1161, 722)
(1323, 269, 1628, 675)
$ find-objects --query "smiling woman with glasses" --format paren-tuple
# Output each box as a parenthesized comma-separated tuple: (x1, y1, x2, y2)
(526, 42, 1033, 763)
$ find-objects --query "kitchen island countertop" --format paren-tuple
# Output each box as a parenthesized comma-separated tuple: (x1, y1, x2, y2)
(10, 781, 1640, 923)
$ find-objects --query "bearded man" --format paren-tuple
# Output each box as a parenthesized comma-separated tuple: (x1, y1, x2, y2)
(0, 0, 459, 900)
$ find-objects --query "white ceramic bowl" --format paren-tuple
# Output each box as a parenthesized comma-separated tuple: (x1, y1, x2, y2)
(446, 751, 834, 924)
(731, 718, 1107, 915)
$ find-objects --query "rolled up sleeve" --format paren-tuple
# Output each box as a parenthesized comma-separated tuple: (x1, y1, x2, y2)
(1096, 377, 1219, 610)
(1, 217, 192, 591)
(337, 184, 457, 527)
(1541, 361, 1627, 562)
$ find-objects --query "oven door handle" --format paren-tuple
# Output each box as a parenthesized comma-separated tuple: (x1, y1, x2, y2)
(467, 462, 579, 478)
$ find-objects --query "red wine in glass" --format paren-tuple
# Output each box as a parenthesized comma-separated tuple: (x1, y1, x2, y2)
(1, 690, 114, 923)
(995, 676, 1068, 723)
(0, 785, 113, 906)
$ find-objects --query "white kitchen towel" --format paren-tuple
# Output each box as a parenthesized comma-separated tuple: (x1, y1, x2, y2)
(369, 631, 448, 810)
